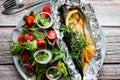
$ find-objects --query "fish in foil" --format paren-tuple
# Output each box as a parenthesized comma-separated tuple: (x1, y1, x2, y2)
(57, 2, 95, 80)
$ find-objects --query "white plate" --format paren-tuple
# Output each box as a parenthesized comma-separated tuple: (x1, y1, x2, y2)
(11, 1, 106, 80)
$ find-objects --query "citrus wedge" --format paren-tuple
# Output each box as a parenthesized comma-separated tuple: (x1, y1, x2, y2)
(65, 9, 84, 33)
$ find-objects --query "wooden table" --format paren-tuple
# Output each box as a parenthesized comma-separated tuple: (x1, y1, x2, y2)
(0, 0, 120, 80)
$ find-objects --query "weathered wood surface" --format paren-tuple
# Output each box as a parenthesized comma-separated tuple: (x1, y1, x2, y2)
(0, 0, 120, 80)
(0, 0, 120, 26)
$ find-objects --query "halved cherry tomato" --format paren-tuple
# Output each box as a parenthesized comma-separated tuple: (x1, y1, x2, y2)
(18, 34, 24, 43)
(42, 5, 51, 17)
(47, 30, 57, 40)
(42, 5, 51, 13)
(37, 39, 46, 47)
(25, 32, 34, 41)
(25, 16, 34, 26)
(21, 50, 29, 61)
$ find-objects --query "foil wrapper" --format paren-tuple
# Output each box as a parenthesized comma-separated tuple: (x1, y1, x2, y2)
(50, 0, 106, 80)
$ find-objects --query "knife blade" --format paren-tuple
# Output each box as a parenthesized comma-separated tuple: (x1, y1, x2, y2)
(2, 0, 49, 15)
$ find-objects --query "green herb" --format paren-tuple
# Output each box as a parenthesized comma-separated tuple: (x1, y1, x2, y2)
(51, 46, 64, 63)
(22, 29, 27, 35)
(10, 43, 23, 55)
(30, 28, 46, 38)
(35, 62, 49, 79)
(32, 30, 45, 39)
(48, 68, 60, 78)
(31, 23, 38, 28)
(59, 24, 87, 77)
(37, 15, 50, 27)
(59, 24, 87, 58)
(36, 52, 49, 61)
(25, 40, 37, 51)
(18, 58, 24, 65)
(43, 21, 50, 26)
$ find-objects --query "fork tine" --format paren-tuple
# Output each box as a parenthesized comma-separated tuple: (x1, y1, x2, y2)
(3, 0, 16, 9)
(3, 0, 15, 6)
(4, 2, 16, 9)
(3, 0, 13, 5)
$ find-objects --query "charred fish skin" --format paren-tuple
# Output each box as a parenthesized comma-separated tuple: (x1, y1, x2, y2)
(58, 4, 70, 25)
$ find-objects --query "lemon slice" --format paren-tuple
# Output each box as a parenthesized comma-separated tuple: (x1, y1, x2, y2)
(65, 9, 84, 33)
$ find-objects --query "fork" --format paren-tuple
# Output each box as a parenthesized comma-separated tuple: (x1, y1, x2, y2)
(3, 0, 22, 9)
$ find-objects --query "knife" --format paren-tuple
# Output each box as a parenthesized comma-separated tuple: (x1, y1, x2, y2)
(2, 0, 49, 15)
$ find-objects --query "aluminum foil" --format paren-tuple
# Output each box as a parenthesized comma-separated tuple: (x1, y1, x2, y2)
(50, 0, 106, 80)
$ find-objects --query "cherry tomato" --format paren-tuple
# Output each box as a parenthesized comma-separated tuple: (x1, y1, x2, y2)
(42, 5, 51, 13)
(25, 32, 34, 41)
(21, 51, 29, 61)
(25, 16, 34, 26)
(47, 30, 57, 40)
(37, 39, 46, 47)
(18, 34, 24, 43)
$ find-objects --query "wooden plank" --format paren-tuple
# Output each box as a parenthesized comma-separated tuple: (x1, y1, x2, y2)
(0, 28, 13, 64)
(99, 64, 120, 79)
(0, 65, 23, 80)
(83, 0, 120, 26)
(0, 27, 120, 64)
(0, 0, 120, 26)
(0, 64, 119, 79)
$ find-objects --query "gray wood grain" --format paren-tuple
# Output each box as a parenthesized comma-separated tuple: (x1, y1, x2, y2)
(0, 0, 120, 26)
(0, 0, 120, 79)
(0, 65, 23, 80)
(99, 64, 120, 79)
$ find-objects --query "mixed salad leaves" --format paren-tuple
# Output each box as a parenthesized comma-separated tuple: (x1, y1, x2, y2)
(10, 5, 68, 80)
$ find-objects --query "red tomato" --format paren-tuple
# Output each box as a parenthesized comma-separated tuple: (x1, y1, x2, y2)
(47, 30, 57, 40)
(42, 5, 51, 13)
(21, 51, 29, 61)
(18, 34, 24, 43)
(25, 16, 34, 26)
(25, 32, 34, 41)
(37, 39, 46, 47)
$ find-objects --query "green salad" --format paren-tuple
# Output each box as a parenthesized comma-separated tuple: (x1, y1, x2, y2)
(10, 5, 68, 80)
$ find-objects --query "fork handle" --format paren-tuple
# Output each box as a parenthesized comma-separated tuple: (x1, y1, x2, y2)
(26, 0, 49, 8)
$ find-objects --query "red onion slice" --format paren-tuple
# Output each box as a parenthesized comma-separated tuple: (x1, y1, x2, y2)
(34, 49, 52, 64)
(35, 12, 53, 29)
(46, 66, 62, 80)
(22, 62, 34, 75)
